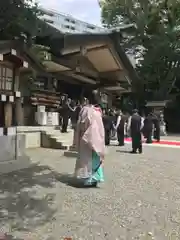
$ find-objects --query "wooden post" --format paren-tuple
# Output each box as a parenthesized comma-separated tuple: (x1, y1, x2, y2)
(13, 66, 24, 126)
(15, 98, 24, 126)
(0, 102, 4, 127)
(4, 102, 12, 127)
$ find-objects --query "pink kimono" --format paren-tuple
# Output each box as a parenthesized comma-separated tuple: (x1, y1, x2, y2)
(74, 105, 105, 185)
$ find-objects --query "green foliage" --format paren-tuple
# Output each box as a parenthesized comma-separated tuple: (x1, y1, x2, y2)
(0, 0, 42, 41)
(101, 0, 180, 101)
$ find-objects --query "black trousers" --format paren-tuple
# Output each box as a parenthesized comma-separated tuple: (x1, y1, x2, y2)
(105, 129, 111, 145)
(62, 117, 68, 132)
(154, 127, 160, 142)
(117, 128, 124, 146)
(146, 131, 153, 144)
(132, 132, 142, 153)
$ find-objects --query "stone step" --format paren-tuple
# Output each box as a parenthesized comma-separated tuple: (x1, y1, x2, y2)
(56, 141, 71, 146)
(64, 145, 78, 157)
(41, 133, 69, 150)
(64, 150, 78, 158)
(69, 146, 77, 151)
(51, 136, 72, 141)
(50, 136, 72, 143)
(17, 126, 55, 133)
(47, 133, 72, 138)
(52, 143, 68, 150)
(42, 128, 73, 150)
(51, 139, 71, 148)
(49, 133, 73, 140)
(46, 129, 73, 134)
(49, 138, 69, 150)
(49, 133, 72, 138)
(50, 136, 71, 144)
(46, 133, 73, 139)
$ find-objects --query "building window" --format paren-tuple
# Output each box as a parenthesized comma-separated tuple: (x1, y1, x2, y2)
(42, 10, 54, 17)
(44, 19, 54, 24)
(65, 18, 76, 24)
(0, 66, 13, 91)
(87, 25, 95, 30)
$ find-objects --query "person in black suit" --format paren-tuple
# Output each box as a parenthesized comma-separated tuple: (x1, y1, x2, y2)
(61, 98, 71, 133)
(143, 113, 154, 143)
(128, 109, 144, 154)
(115, 110, 126, 146)
(102, 109, 113, 146)
(153, 112, 160, 142)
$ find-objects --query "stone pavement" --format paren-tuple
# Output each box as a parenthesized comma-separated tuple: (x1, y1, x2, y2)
(1, 144, 180, 239)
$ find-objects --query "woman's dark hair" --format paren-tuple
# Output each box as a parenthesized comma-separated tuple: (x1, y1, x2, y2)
(88, 89, 101, 106)
(71, 100, 76, 107)
(132, 109, 138, 114)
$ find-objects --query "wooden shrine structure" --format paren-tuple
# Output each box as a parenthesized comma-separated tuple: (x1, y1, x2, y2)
(0, 30, 138, 129)
(36, 31, 138, 101)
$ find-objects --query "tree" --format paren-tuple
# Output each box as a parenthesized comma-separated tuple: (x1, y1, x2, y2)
(0, 0, 41, 42)
(101, 0, 180, 102)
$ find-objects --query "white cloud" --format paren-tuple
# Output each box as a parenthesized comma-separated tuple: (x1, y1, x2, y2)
(38, 0, 102, 25)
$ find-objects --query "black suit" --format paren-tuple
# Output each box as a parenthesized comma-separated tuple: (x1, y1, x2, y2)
(117, 115, 126, 146)
(61, 103, 70, 133)
(143, 114, 153, 143)
(153, 114, 160, 142)
(130, 113, 142, 153)
(103, 115, 113, 145)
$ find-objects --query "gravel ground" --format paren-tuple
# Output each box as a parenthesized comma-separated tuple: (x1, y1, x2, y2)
(0, 144, 180, 239)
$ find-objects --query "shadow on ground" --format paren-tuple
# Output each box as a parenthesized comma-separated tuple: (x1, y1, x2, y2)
(0, 233, 24, 240)
(53, 172, 96, 189)
(116, 149, 131, 153)
(0, 165, 58, 233)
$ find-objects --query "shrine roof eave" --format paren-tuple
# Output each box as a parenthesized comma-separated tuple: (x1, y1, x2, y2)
(35, 31, 138, 88)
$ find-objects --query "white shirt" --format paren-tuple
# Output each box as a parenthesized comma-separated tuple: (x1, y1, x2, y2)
(141, 117, 144, 130)
(115, 115, 121, 129)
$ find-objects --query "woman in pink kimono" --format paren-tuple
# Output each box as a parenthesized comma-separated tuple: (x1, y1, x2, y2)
(74, 90, 105, 187)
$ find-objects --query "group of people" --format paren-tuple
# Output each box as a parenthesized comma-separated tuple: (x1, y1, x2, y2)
(102, 108, 162, 153)
(59, 98, 86, 133)
(62, 90, 163, 188)
(102, 108, 128, 146)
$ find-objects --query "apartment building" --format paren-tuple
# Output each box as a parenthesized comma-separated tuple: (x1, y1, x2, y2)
(40, 7, 105, 33)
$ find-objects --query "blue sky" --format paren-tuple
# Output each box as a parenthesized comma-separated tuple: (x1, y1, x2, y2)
(38, 0, 102, 26)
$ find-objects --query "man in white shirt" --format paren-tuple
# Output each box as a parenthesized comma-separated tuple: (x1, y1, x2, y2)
(115, 110, 126, 146)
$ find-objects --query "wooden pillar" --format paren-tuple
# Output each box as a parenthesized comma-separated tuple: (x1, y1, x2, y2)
(0, 102, 3, 127)
(13, 68, 20, 92)
(4, 102, 12, 127)
(47, 76, 52, 90)
(15, 98, 24, 126)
